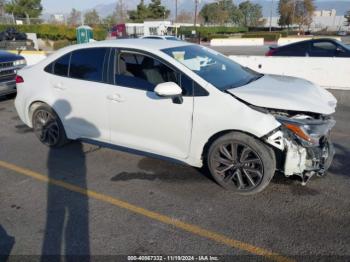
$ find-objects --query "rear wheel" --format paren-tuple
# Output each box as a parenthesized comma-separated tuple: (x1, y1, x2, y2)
(32, 105, 69, 147)
(207, 132, 276, 195)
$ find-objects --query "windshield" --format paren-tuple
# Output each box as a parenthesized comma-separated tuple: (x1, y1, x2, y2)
(165, 36, 180, 41)
(162, 45, 262, 90)
(335, 40, 350, 50)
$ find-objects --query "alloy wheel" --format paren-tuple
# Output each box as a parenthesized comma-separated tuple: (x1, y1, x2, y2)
(211, 142, 264, 191)
(33, 110, 60, 146)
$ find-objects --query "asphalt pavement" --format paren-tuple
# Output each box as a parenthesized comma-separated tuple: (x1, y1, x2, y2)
(0, 95, 349, 261)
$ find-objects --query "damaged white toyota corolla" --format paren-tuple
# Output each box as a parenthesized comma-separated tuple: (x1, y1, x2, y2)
(15, 40, 337, 194)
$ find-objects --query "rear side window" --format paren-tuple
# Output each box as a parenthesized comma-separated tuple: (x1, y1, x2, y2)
(276, 43, 309, 56)
(53, 53, 70, 76)
(69, 48, 108, 82)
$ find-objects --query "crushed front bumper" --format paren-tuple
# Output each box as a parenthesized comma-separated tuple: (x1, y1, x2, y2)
(265, 123, 335, 184)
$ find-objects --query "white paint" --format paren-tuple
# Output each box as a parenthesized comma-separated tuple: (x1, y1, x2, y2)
(277, 37, 342, 46)
(210, 38, 264, 46)
(227, 74, 337, 115)
(229, 55, 350, 90)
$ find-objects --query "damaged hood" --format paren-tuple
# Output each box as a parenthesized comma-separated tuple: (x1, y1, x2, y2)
(227, 74, 337, 115)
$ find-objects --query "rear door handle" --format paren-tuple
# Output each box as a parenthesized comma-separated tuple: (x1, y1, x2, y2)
(107, 94, 125, 102)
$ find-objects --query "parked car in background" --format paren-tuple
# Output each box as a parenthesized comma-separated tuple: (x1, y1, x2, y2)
(337, 31, 348, 36)
(0, 50, 26, 97)
(266, 38, 350, 57)
(141, 35, 181, 41)
(15, 39, 337, 194)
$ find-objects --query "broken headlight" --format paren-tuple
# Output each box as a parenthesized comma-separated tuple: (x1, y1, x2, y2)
(277, 116, 335, 146)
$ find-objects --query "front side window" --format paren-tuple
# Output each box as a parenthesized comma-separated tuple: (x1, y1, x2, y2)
(53, 53, 70, 77)
(115, 52, 177, 92)
(310, 41, 337, 56)
(162, 45, 262, 91)
(69, 48, 108, 82)
(312, 41, 337, 51)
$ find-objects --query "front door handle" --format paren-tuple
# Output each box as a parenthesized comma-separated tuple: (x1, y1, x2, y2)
(53, 83, 65, 90)
(107, 94, 125, 102)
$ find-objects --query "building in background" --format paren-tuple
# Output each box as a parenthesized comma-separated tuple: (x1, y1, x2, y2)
(50, 14, 65, 24)
(265, 9, 349, 32)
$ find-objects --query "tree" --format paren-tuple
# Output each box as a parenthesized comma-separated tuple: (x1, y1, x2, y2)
(176, 11, 192, 23)
(5, 0, 42, 19)
(294, 0, 315, 31)
(148, 0, 170, 20)
(278, 0, 294, 28)
(67, 8, 82, 26)
(129, 0, 170, 22)
(238, 0, 263, 27)
(0, 0, 6, 16)
(84, 9, 100, 26)
(345, 10, 350, 26)
(200, 0, 242, 25)
(103, 15, 118, 27)
(129, 0, 149, 22)
(115, 0, 128, 23)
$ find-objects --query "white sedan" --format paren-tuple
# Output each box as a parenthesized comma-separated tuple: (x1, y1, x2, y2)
(15, 39, 337, 194)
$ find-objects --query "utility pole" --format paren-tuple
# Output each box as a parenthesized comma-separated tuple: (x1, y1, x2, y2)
(269, 0, 274, 32)
(175, 0, 178, 23)
(292, 0, 297, 29)
(194, 0, 199, 27)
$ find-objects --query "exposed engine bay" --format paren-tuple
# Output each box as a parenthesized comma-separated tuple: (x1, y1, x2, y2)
(263, 108, 335, 185)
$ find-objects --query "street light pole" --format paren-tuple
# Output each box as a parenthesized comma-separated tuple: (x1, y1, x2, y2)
(175, 0, 178, 23)
(269, 0, 274, 32)
(194, 0, 198, 27)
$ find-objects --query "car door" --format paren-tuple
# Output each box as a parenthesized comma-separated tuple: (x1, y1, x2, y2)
(275, 42, 310, 56)
(47, 47, 111, 141)
(107, 49, 194, 159)
(309, 40, 337, 57)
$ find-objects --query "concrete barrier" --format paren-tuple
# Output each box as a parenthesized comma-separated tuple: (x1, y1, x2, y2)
(9, 50, 48, 66)
(277, 37, 342, 46)
(210, 38, 264, 46)
(229, 55, 350, 90)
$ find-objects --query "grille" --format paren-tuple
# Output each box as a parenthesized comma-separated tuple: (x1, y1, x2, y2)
(0, 69, 15, 79)
(0, 61, 16, 81)
(0, 61, 14, 69)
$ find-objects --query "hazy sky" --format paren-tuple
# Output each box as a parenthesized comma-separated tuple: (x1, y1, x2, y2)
(42, 0, 350, 13)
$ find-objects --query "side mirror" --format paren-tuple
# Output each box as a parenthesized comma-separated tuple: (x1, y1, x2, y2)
(336, 47, 345, 53)
(154, 82, 183, 104)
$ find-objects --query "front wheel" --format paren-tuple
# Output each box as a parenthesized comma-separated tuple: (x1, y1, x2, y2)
(32, 104, 69, 147)
(206, 132, 276, 195)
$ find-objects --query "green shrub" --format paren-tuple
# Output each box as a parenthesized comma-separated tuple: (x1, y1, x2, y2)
(53, 39, 75, 50)
(0, 24, 107, 41)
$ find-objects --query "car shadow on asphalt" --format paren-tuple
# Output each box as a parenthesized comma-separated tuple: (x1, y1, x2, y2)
(111, 157, 215, 184)
(329, 143, 350, 177)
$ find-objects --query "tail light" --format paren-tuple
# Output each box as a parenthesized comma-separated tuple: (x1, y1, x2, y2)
(16, 75, 24, 84)
(265, 49, 277, 56)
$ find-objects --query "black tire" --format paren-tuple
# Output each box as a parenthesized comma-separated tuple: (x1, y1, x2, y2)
(323, 139, 335, 172)
(32, 104, 69, 147)
(206, 132, 276, 195)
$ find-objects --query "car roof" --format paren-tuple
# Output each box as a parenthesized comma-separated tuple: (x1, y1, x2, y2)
(65, 39, 191, 52)
(279, 38, 338, 48)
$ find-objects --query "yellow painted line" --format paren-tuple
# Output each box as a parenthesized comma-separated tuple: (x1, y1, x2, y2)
(0, 160, 294, 262)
